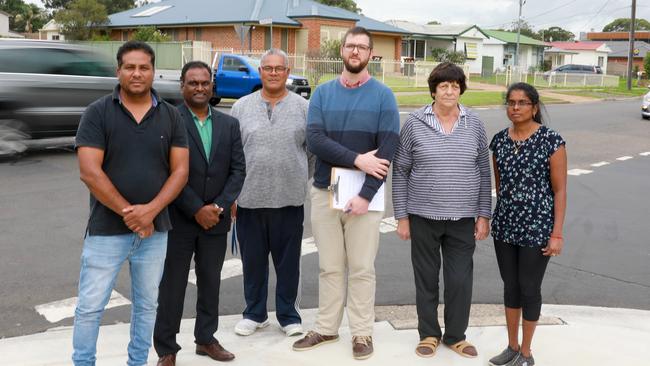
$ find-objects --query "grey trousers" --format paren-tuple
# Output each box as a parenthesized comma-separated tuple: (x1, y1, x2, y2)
(409, 215, 476, 345)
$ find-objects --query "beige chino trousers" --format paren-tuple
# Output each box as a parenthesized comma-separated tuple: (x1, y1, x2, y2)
(310, 187, 383, 336)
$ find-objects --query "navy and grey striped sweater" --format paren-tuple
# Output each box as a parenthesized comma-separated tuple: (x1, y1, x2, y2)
(392, 104, 492, 220)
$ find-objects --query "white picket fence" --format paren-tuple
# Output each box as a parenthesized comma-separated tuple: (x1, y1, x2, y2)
(532, 72, 619, 88)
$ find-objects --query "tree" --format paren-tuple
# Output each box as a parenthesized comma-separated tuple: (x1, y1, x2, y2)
(55, 0, 108, 40)
(602, 18, 650, 32)
(507, 20, 542, 41)
(538, 26, 574, 42)
(644, 52, 650, 80)
(427, 20, 440, 25)
(314, 0, 360, 14)
(44, 0, 134, 14)
(132, 26, 170, 42)
(14, 3, 48, 33)
(430, 48, 466, 64)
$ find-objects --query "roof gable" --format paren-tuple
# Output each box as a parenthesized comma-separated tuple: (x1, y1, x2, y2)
(384, 20, 486, 38)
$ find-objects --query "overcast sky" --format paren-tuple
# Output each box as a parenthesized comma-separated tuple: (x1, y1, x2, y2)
(25, 0, 650, 37)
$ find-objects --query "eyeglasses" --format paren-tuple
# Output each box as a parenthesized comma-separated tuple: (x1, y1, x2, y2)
(343, 43, 371, 52)
(260, 65, 288, 73)
(185, 81, 211, 89)
(506, 100, 534, 108)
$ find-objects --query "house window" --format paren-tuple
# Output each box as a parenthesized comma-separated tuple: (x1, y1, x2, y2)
(281, 29, 288, 51)
(598, 56, 604, 67)
(464, 42, 477, 60)
(122, 31, 129, 41)
(194, 28, 202, 40)
(265, 27, 272, 49)
(415, 40, 424, 59)
(320, 29, 330, 42)
(52, 35, 60, 41)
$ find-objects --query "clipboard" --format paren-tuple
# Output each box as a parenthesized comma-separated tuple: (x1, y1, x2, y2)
(328, 167, 385, 211)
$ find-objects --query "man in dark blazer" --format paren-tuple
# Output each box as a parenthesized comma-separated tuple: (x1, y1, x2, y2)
(153, 61, 245, 366)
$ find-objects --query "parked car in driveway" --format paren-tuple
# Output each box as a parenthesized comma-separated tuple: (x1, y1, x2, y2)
(642, 87, 650, 119)
(209, 53, 310, 105)
(0, 40, 183, 145)
(542, 64, 603, 80)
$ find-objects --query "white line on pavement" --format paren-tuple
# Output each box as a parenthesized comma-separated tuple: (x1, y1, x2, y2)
(567, 169, 594, 176)
(616, 156, 634, 161)
(590, 161, 610, 167)
(640, 152, 650, 156)
(35, 291, 130, 323)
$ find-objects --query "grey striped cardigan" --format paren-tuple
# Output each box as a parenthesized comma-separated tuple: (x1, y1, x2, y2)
(392, 105, 492, 220)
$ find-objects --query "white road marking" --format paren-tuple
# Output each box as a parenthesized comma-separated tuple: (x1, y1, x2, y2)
(35, 291, 130, 323)
(616, 156, 633, 161)
(640, 152, 650, 156)
(590, 161, 610, 167)
(567, 169, 594, 176)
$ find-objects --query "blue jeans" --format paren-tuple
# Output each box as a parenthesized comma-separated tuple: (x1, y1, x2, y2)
(72, 231, 168, 366)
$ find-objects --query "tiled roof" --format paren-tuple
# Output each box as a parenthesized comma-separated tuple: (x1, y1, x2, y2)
(550, 41, 606, 50)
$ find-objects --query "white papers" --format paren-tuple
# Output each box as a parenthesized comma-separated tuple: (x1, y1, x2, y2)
(330, 167, 385, 211)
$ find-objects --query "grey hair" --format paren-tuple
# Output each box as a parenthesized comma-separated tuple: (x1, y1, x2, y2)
(260, 48, 289, 67)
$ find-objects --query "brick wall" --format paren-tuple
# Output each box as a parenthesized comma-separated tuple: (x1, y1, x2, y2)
(298, 17, 355, 53)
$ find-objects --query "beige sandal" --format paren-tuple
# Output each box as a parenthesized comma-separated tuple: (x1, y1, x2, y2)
(415, 337, 439, 358)
(446, 340, 478, 358)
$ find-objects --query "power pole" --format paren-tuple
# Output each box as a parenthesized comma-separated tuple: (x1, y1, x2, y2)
(515, 0, 524, 68)
(626, 0, 636, 90)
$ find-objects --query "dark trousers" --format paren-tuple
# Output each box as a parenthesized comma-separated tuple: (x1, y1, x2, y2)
(494, 239, 550, 321)
(236, 205, 303, 327)
(153, 230, 227, 357)
(410, 215, 476, 345)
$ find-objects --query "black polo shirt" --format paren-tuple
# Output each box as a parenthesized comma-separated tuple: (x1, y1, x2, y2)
(75, 85, 188, 236)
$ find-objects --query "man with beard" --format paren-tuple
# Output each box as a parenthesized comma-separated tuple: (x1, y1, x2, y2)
(153, 61, 245, 366)
(73, 41, 189, 366)
(292, 27, 400, 360)
(231, 49, 311, 338)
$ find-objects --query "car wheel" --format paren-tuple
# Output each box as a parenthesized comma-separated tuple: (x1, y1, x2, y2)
(209, 97, 221, 106)
(0, 119, 29, 158)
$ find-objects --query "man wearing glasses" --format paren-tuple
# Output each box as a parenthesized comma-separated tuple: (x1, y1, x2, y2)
(153, 61, 245, 366)
(231, 49, 311, 338)
(292, 26, 400, 360)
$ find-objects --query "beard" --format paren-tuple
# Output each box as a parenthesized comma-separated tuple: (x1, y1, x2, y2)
(343, 56, 369, 74)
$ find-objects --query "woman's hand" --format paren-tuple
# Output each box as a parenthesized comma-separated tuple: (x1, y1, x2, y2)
(397, 218, 410, 241)
(542, 236, 564, 257)
(474, 217, 490, 240)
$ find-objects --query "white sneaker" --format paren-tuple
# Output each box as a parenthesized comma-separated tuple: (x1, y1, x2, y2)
(234, 318, 270, 336)
(281, 323, 304, 337)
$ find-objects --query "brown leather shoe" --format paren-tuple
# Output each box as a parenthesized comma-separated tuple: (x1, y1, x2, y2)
(156, 354, 176, 366)
(196, 341, 235, 362)
(292, 330, 339, 351)
(352, 336, 373, 360)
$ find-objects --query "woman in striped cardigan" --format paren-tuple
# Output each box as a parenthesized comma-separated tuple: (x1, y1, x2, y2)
(392, 62, 492, 359)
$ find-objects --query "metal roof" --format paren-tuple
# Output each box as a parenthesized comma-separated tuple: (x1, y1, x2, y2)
(604, 41, 650, 58)
(384, 20, 486, 38)
(482, 29, 548, 47)
(107, 0, 405, 34)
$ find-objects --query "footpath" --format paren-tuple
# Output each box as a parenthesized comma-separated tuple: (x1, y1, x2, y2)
(1, 304, 649, 365)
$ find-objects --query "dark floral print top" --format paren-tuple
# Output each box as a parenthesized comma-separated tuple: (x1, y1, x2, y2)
(490, 126, 566, 247)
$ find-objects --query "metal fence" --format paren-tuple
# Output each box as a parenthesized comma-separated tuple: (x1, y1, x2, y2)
(531, 72, 619, 88)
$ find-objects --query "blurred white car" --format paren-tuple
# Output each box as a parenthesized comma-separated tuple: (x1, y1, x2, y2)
(643, 88, 650, 119)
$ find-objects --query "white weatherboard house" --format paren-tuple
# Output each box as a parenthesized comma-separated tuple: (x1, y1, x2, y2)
(386, 20, 489, 74)
(39, 20, 65, 41)
(482, 30, 549, 73)
(0, 10, 25, 38)
(546, 41, 611, 73)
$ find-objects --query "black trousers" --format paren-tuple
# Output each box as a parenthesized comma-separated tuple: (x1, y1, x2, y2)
(410, 215, 476, 345)
(153, 229, 227, 357)
(236, 205, 303, 327)
(494, 239, 550, 321)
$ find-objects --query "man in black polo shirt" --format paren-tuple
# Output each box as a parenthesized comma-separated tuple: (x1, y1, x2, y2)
(72, 41, 189, 366)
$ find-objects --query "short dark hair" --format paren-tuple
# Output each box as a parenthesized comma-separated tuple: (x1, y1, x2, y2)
(506, 82, 545, 124)
(181, 61, 212, 82)
(427, 62, 467, 97)
(116, 40, 155, 68)
(342, 26, 373, 49)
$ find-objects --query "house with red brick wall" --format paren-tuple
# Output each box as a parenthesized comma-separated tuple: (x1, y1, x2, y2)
(106, 0, 408, 60)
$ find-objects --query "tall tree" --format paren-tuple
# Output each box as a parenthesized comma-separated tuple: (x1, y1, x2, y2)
(538, 26, 574, 42)
(507, 20, 542, 41)
(427, 20, 441, 25)
(55, 0, 108, 40)
(315, 0, 361, 14)
(44, 0, 134, 14)
(602, 18, 650, 32)
(1, 0, 49, 33)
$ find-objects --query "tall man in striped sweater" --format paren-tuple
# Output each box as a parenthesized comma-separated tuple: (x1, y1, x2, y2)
(292, 26, 400, 361)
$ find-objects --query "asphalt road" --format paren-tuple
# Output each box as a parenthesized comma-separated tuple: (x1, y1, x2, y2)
(0, 98, 648, 339)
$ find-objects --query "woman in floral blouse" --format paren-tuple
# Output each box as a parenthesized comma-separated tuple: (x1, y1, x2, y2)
(488, 83, 567, 366)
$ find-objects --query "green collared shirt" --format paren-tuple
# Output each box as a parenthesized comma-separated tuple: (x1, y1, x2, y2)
(190, 107, 212, 160)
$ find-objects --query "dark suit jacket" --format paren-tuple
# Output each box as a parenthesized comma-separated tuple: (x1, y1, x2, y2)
(170, 103, 246, 235)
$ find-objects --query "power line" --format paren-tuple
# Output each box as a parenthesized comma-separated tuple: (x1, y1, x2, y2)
(525, 0, 579, 21)
(581, 0, 616, 32)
